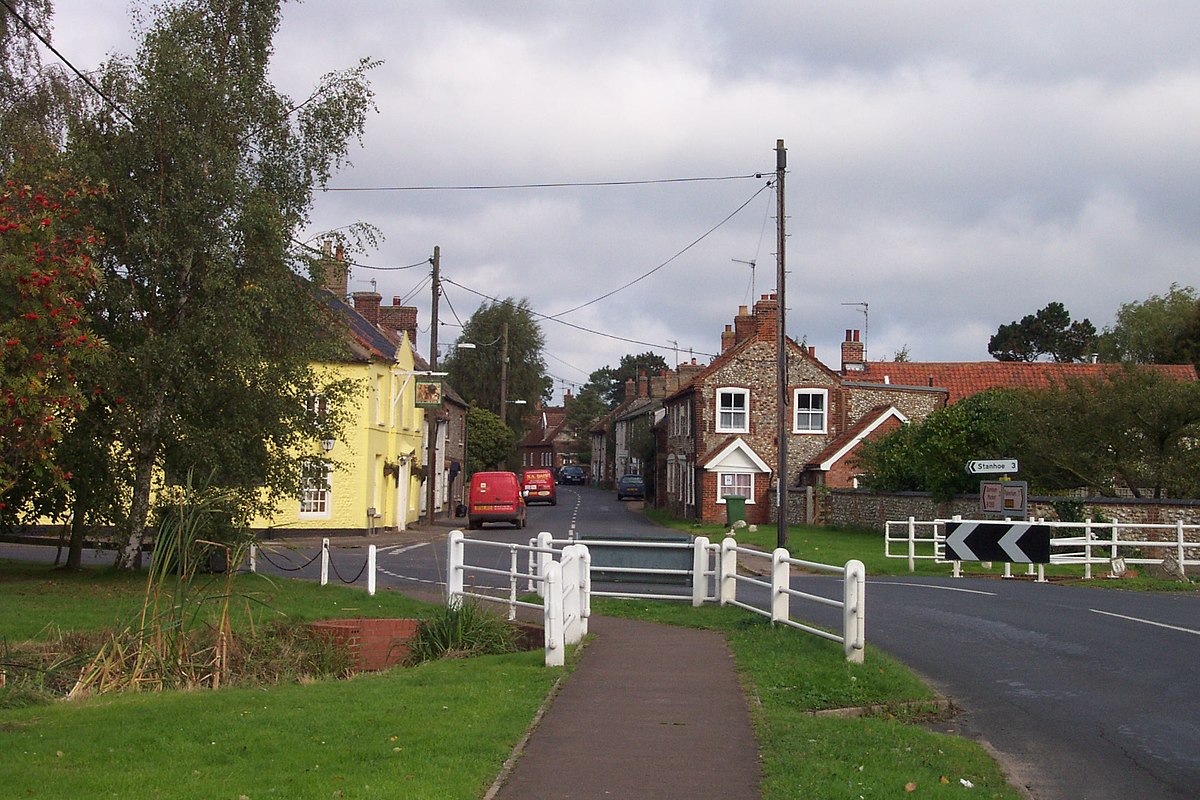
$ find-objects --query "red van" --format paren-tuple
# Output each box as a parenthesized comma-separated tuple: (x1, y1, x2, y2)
(467, 471, 526, 529)
(521, 468, 558, 505)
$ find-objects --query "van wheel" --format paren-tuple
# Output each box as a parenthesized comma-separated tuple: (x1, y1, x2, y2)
(468, 519, 481, 530)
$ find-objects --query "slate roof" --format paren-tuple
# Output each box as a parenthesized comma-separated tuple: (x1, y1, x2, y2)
(319, 288, 397, 362)
(852, 361, 1198, 403)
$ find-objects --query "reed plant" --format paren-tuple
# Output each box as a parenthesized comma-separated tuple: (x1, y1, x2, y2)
(406, 599, 519, 664)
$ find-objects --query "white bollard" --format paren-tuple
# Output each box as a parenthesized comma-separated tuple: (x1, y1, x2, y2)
(843, 559, 866, 664)
(320, 537, 329, 586)
(907, 516, 916, 573)
(719, 537, 738, 605)
(771, 548, 790, 624)
(368, 544, 376, 596)
(543, 560, 564, 667)
(249, 543, 256, 573)
(692, 537, 710, 607)
(446, 530, 465, 608)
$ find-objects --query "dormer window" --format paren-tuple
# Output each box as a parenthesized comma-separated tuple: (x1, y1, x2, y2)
(716, 388, 750, 433)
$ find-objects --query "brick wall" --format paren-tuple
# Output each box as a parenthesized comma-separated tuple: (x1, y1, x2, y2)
(817, 489, 1200, 530)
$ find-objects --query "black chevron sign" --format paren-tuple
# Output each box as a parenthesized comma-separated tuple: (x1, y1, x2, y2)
(944, 521, 1051, 564)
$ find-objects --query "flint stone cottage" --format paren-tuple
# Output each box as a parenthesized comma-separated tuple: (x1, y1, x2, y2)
(659, 294, 944, 526)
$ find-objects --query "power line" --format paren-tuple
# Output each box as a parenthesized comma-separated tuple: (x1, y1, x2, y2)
(441, 277, 718, 359)
(319, 173, 767, 192)
(1, 0, 134, 125)
(548, 179, 774, 318)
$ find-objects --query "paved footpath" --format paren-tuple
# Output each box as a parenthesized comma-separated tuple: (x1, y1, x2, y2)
(489, 615, 761, 800)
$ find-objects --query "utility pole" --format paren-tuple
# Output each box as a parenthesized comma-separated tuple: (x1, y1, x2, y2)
(775, 139, 788, 550)
(498, 321, 510, 425)
(425, 246, 441, 526)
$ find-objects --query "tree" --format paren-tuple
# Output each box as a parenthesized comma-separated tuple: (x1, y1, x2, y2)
(563, 384, 607, 463)
(579, 351, 671, 409)
(1097, 284, 1200, 367)
(1018, 367, 1200, 499)
(0, 177, 101, 506)
(444, 298, 552, 427)
(1, 0, 81, 174)
(465, 406, 515, 473)
(854, 391, 1023, 500)
(66, 0, 377, 568)
(988, 301, 1097, 362)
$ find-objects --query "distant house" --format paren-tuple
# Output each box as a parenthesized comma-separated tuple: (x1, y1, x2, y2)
(518, 395, 580, 473)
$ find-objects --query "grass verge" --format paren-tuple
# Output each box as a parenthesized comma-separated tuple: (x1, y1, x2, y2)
(594, 598, 1024, 799)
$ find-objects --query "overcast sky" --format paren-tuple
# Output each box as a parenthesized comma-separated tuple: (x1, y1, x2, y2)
(44, 1, 1200, 401)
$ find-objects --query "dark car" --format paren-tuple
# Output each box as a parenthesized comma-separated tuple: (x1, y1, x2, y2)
(558, 465, 586, 485)
(616, 474, 644, 501)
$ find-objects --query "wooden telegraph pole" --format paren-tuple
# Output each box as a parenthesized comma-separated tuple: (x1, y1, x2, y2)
(425, 246, 440, 525)
(775, 139, 788, 550)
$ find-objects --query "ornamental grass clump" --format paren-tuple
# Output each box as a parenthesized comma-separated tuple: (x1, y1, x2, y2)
(406, 599, 519, 664)
(68, 472, 253, 697)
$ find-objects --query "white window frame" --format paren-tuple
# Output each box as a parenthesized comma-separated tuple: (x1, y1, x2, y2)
(299, 461, 332, 518)
(715, 388, 750, 434)
(716, 472, 754, 504)
(792, 388, 828, 434)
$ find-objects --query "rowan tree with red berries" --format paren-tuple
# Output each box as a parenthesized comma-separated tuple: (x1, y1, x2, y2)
(0, 177, 101, 504)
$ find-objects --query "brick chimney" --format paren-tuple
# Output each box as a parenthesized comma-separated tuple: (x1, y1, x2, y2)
(841, 329, 865, 372)
(721, 324, 736, 353)
(352, 291, 381, 326)
(638, 370, 649, 399)
(624, 377, 636, 403)
(733, 305, 755, 345)
(752, 293, 779, 340)
(379, 298, 418, 345)
(322, 241, 349, 299)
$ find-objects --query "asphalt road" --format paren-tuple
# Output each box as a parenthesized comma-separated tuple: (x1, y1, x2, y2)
(5, 485, 1198, 799)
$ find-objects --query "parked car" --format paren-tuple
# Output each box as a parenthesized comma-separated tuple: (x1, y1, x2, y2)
(521, 468, 558, 505)
(616, 475, 644, 501)
(467, 471, 526, 529)
(558, 465, 586, 485)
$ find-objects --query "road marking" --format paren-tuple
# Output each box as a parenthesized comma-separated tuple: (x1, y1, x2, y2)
(1090, 608, 1200, 636)
(378, 542, 431, 556)
(869, 580, 997, 596)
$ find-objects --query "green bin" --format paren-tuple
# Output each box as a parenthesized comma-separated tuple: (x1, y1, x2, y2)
(724, 495, 746, 526)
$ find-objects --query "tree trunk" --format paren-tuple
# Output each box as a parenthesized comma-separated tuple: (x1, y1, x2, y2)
(116, 394, 166, 570)
(65, 505, 86, 570)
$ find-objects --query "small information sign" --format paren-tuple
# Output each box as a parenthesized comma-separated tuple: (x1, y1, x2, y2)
(980, 480, 1028, 520)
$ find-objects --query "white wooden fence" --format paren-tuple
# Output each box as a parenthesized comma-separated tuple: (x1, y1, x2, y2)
(446, 530, 588, 667)
(886, 516, 1199, 580)
(521, 533, 866, 663)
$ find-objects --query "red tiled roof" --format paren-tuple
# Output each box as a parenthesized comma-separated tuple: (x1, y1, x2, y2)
(853, 362, 1198, 403)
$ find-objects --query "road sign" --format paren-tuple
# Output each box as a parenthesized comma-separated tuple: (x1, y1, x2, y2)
(966, 459, 1018, 475)
(944, 521, 1050, 564)
(979, 480, 1028, 519)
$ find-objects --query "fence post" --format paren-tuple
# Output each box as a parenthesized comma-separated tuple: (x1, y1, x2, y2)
(1177, 520, 1187, 576)
(447, 530, 465, 609)
(561, 544, 584, 646)
(907, 516, 916, 573)
(543, 560, 564, 667)
(950, 515, 962, 578)
(692, 536, 710, 607)
(719, 537, 738, 605)
(771, 548, 790, 623)
(368, 544, 377, 596)
(578, 544, 591, 636)
(320, 537, 329, 586)
(249, 543, 257, 573)
(1084, 519, 1094, 580)
(535, 531, 553, 596)
(843, 559, 866, 663)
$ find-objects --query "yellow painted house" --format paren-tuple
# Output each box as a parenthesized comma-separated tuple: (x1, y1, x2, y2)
(253, 289, 425, 535)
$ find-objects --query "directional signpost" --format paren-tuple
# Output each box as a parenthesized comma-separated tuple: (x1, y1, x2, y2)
(944, 521, 1050, 564)
(966, 459, 1018, 475)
